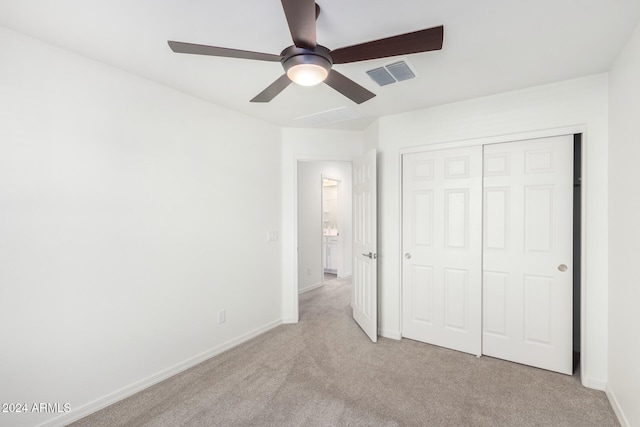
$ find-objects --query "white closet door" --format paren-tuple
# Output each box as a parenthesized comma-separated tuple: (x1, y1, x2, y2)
(482, 135, 573, 374)
(402, 147, 482, 355)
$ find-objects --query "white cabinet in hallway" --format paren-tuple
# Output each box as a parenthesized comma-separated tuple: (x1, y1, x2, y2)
(324, 235, 338, 273)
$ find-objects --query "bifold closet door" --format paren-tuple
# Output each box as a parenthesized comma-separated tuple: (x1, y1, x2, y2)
(482, 135, 574, 375)
(402, 146, 482, 355)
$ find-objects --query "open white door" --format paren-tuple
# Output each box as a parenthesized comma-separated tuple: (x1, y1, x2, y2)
(352, 149, 377, 342)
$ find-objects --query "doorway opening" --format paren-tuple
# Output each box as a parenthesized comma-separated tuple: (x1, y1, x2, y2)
(296, 161, 353, 300)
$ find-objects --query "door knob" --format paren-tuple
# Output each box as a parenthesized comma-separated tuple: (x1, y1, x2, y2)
(405, 253, 412, 259)
(558, 264, 568, 272)
(362, 252, 374, 259)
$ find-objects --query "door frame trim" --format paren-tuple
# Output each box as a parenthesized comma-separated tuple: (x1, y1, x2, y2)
(398, 125, 588, 384)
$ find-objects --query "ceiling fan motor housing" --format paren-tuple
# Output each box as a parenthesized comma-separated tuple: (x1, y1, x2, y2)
(281, 45, 333, 85)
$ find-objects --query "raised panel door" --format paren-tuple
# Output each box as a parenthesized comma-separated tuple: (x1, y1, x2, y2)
(352, 149, 377, 342)
(482, 135, 573, 374)
(402, 147, 482, 355)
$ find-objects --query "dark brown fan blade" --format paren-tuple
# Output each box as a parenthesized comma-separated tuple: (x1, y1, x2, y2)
(331, 26, 444, 64)
(324, 70, 376, 104)
(168, 41, 281, 62)
(280, 0, 317, 50)
(250, 74, 292, 103)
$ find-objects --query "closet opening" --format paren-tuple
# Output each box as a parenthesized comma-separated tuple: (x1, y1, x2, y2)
(573, 134, 582, 372)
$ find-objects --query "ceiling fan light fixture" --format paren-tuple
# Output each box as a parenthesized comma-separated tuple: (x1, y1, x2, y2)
(286, 62, 329, 86)
(281, 46, 333, 87)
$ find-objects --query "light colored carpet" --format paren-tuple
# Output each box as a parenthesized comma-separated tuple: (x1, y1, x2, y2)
(72, 277, 619, 426)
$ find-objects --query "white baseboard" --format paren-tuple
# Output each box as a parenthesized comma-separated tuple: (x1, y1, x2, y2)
(39, 319, 283, 427)
(379, 328, 402, 340)
(582, 376, 607, 391)
(299, 282, 323, 294)
(605, 384, 630, 427)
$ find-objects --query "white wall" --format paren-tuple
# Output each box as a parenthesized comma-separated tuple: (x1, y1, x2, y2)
(363, 120, 380, 153)
(607, 19, 640, 427)
(281, 128, 363, 322)
(373, 74, 609, 387)
(0, 27, 282, 427)
(297, 161, 352, 292)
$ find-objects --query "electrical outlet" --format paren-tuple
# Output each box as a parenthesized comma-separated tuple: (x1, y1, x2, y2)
(218, 310, 226, 324)
(267, 230, 279, 242)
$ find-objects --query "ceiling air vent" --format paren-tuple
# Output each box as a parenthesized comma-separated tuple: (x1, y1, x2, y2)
(366, 60, 416, 86)
(386, 61, 416, 81)
(294, 107, 357, 127)
(366, 67, 396, 86)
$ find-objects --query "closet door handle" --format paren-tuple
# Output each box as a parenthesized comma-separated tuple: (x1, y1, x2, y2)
(558, 264, 568, 272)
(405, 253, 412, 259)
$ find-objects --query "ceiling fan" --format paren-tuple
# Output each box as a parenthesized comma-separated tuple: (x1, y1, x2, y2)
(168, 0, 443, 104)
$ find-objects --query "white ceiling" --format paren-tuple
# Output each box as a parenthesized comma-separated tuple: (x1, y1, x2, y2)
(1, 0, 639, 130)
